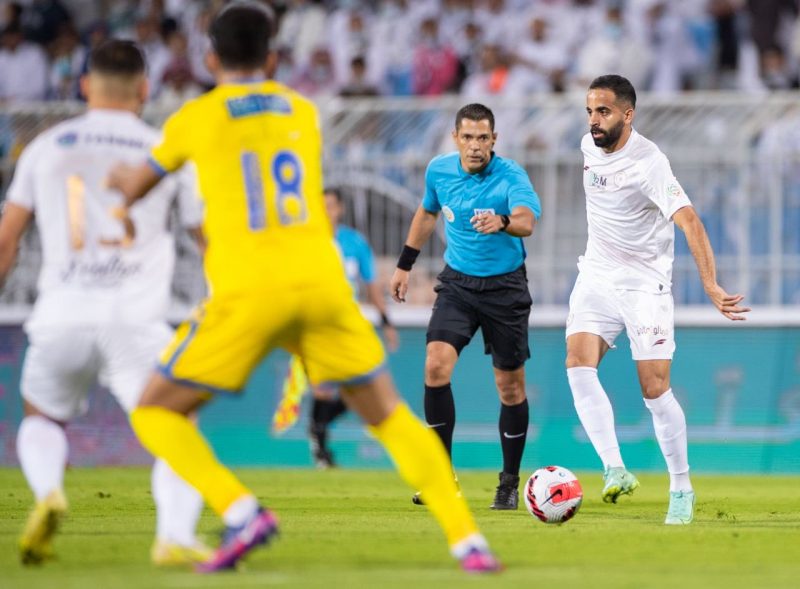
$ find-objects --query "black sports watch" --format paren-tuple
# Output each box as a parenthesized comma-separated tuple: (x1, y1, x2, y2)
(500, 214, 511, 231)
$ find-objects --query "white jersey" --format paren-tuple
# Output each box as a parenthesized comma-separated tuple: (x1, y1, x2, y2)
(6, 109, 203, 328)
(579, 128, 692, 293)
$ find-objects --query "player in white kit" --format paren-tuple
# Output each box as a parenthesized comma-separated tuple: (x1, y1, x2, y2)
(565, 75, 750, 524)
(0, 40, 208, 565)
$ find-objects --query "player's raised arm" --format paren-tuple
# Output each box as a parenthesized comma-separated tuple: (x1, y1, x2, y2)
(390, 205, 439, 303)
(0, 203, 33, 288)
(672, 205, 750, 320)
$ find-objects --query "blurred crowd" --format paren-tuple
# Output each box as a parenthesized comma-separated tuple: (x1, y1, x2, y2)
(0, 0, 799, 106)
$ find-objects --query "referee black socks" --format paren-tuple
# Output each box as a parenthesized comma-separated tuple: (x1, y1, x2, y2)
(424, 383, 455, 456)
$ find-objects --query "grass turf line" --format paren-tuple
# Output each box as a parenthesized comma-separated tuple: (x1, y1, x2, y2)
(0, 467, 799, 589)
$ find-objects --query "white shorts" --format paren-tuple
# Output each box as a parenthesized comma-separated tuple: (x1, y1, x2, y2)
(21, 323, 173, 421)
(565, 274, 675, 361)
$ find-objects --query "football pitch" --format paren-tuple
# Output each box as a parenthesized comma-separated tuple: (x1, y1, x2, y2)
(1, 468, 798, 589)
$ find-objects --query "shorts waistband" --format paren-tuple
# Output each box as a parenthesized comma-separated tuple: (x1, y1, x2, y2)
(439, 264, 527, 291)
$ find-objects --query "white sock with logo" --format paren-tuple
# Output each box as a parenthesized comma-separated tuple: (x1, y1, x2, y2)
(17, 415, 68, 501)
(152, 459, 204, 546)
(644, 389, 692, 492)
(567, 367, 624, 469)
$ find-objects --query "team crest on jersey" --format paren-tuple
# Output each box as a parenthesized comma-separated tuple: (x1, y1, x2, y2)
(666, 183, 683, 198)
(614, 172, 626, 187)
(442, 205, 455, 223)
(57, 132, 78, 146)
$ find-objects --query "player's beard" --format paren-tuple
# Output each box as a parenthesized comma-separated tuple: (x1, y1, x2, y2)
(591, 120, 624, 149)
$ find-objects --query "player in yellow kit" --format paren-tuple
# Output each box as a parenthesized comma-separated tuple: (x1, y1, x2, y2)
(108, 2, 500, 574)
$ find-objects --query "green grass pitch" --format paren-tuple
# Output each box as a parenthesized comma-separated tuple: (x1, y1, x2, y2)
(1, 467, 799, 589)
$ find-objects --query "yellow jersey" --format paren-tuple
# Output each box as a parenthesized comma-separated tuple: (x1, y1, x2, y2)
(150, 80, 340, 293)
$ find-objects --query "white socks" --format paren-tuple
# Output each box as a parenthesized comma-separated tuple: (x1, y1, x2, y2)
(644, 389, 692, 492)
(222, 494, 260, 528)
(151, 459, 205, 546)
(567, 367, 624, 469)
(17, 415, 68, 501)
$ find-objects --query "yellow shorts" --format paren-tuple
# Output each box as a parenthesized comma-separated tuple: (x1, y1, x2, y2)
(159, 280, 385, 394)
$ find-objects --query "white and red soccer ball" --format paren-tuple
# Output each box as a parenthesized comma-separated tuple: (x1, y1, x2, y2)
(524, 466, 583, 524)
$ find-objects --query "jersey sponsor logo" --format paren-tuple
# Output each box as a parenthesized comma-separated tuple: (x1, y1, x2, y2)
(226, 94, 292, 119)
(84, 133, 146, 149)
(442, 205, 455, 223)
(473, 208, 495, 216)
(60, 254, 142, 287)
(634, 324, 670, 337)
(588, 171, 607, 190)
(57, 132, 78, 146)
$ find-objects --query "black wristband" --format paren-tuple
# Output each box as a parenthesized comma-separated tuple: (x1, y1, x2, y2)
(500, 214, 511, 231)
(396, 244, 420, 271)
(380, 312, 392, 327)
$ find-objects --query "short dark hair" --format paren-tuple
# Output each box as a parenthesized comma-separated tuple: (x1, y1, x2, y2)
(455, 103, 495, 131)
(323, 187, 343, 202)
(588, 74, 636, 109)
(89, 39, 146, 77)
(209, 2, 274, 70)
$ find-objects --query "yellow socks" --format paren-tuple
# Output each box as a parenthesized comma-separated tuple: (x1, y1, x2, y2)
(130, 406, 250, 516)
(369, 403, 479, 547)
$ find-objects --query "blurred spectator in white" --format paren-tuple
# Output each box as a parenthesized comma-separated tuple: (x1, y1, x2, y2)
(290, 45, 339, 97)
(0, 22, 48, 101)
(60, 0, 100, 33)
(523, 0, 599, 56)
(440, 0, 474, 43)
(411, 16, 459, 95)
(273, 45, 296, 86)
(276, 0, 327, 70)
(475, 0, 510, 47)
(571, 4, 653, 90)
(369, 0, 418, 95)
(759, 44, 798, 89)
(633, 0, 704, 93)
(133, 14, 170, 98)
(19, 0, 71, 46)
(329, 9, 374, 87)
(153, 30, 203, 111)
(107, 0, 139, 37)
(185, 2, 214, 89)
(461, 43, 521, 97)
(512, 15, 569, 94)
(48, 21, 85, 99)
(339, 55, 380, 97)
(452, 20, 484, 89)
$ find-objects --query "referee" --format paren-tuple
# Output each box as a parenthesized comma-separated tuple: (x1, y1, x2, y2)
(390, 103, 541, 510)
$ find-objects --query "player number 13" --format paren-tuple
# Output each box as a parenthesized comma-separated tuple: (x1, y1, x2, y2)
(66, 175, 136, 250)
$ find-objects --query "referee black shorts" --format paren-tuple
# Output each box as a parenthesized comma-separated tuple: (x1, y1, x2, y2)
(426, 264, 532, 371)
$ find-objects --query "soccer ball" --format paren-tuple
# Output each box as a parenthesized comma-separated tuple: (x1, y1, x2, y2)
(523, 466, 583, 524)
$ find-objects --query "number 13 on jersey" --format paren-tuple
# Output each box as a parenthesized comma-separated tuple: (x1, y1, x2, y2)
(241, 149, 307, 231)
